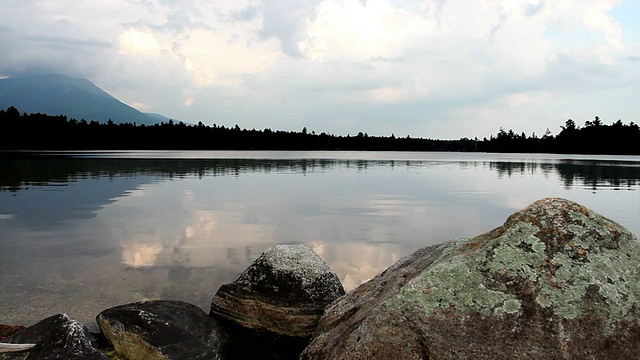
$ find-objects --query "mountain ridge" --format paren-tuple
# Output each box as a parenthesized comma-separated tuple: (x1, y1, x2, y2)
(0, 74, 168, 125)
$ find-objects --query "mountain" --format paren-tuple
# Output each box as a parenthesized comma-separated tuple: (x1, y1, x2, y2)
(0, 74, 167, 125)
(144, 112, 175, 123)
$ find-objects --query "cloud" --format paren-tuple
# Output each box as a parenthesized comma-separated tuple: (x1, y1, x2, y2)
(0, 12, 114, 77)
(297, 0, 436, 61)
(0, 0, 636, 138)
(25, 35, 111, 51)
(260, 1, 320, 57)
(119, 30, 161, 55)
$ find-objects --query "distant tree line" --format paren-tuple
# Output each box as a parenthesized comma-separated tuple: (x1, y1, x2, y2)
(1, 106, 638, 154)
(479, 117, 639, 154)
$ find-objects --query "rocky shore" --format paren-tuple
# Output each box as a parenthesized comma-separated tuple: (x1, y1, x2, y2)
(2, 198, 639, 359)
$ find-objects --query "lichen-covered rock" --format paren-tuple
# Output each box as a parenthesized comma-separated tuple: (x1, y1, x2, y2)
(301, 198, 640, 359)
(97, 300, 227, 360)
(210, 244, 345, 339)
(0, 314, 106, 360)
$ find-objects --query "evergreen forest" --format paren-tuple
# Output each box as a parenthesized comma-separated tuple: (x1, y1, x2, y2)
(1, 106, 638, 155)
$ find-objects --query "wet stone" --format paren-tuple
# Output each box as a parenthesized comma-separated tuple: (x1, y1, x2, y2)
(0, 314, 106, 360)
(210, 244, 345, 358)
(97, 300, 227, 360)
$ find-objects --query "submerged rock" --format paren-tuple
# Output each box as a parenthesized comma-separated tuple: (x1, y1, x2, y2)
(210, 244, 345, 338)
(97, 300, 227, 360)
(301, 198, 640, 359)
(0, 314, 106, 360)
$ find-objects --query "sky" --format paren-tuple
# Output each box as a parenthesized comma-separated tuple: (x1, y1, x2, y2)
(1, 0, 639, 139)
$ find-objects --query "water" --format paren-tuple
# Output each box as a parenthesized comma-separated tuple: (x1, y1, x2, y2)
(1, 151, 639, 331)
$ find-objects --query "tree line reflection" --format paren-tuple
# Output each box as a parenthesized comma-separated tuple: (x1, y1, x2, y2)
(489, 160, 640, 189)
(2, 154, 639, 192)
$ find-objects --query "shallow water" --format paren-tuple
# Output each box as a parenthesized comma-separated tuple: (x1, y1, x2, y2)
(1, 151, 638, 331)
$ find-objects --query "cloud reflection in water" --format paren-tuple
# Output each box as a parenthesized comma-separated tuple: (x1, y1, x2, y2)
(1, 152, 638, 330)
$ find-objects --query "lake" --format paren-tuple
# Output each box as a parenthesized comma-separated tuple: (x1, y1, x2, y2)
(1, 150, 639, 331)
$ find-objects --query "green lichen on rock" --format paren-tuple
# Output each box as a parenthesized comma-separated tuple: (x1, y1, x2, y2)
(302, 198, 640, 359)
(533, 209, 640, 332)
(396, 246, 519, 317)
(391, 198, 640, 329)
(484, 221, 547, 282)
(494, 298, 522, 316)
(393, 222, 548, 317)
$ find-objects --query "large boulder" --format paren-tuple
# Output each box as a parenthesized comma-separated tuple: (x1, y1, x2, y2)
(301, 198, 640, 359)
(0, 314, 106, 359)
(97, 300, 227, 360)
(210, 244, 345, 338)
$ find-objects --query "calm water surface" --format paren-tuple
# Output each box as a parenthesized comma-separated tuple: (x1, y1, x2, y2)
(1, 151, 639, 330)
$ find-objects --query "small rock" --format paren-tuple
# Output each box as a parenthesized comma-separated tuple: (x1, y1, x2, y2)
(210, 244, 345, 338)
(97, 300, 227, 360)
(0, 314, 106, 360)
(301, 198, 640, 359)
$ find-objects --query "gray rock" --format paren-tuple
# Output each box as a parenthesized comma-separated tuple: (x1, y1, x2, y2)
(97, 300, 227, 360)
(210, 244, 345, 338)
(0, 314, 106, 360)
(301, 198, 640, 359)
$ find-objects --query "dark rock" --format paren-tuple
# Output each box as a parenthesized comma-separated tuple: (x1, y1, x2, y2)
(97, 300, 227, 360)
(214, 316, 312, 360)
(0, 326, 26, 341)
(0, 314, 106, 359)
(301, 198, 640, 359)
(210, 244, 345, 339)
